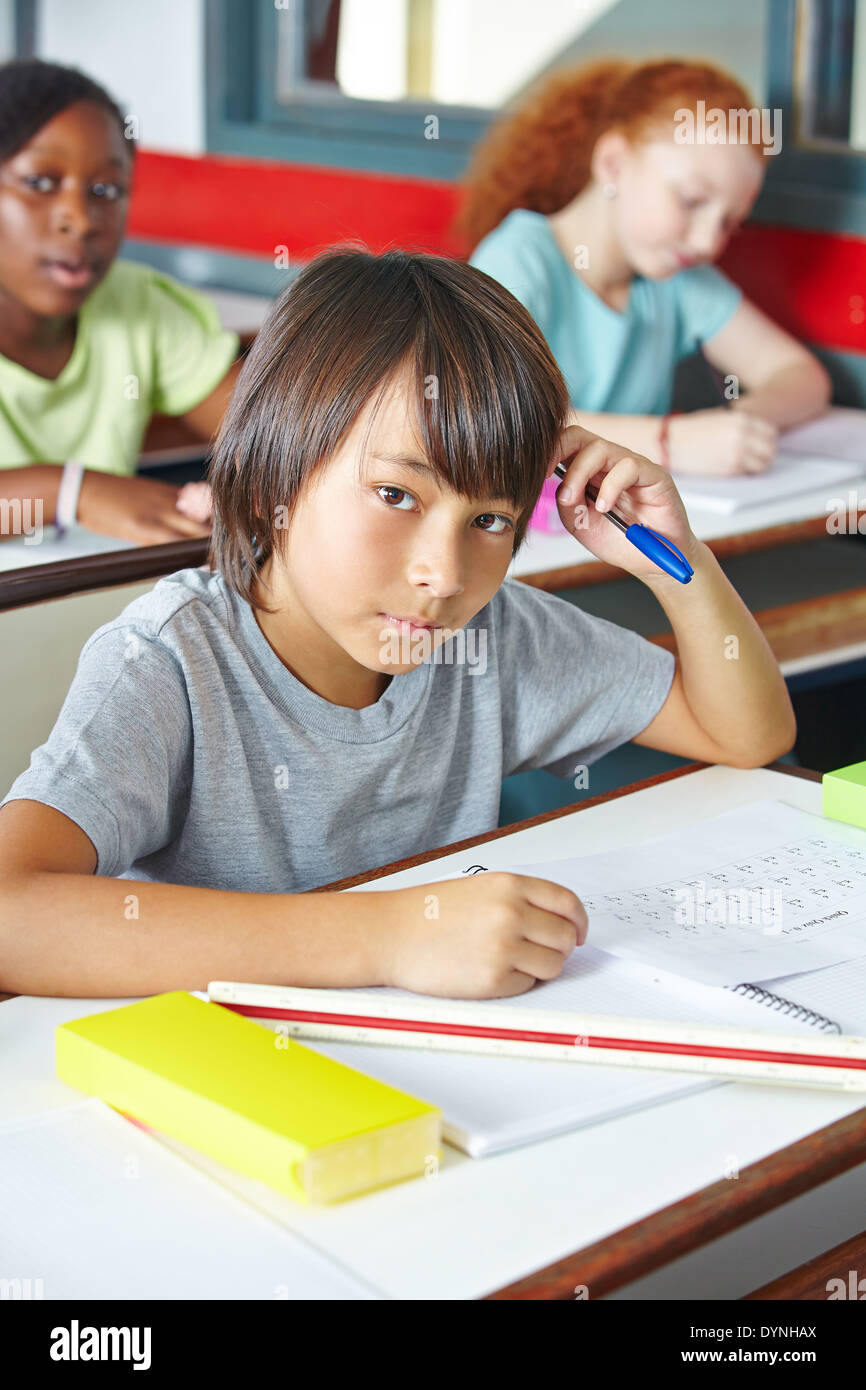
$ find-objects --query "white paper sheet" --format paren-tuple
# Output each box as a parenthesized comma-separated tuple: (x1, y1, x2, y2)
(673, 452, 865, 515)
(0, 1100, 381, 1299)
(779, 407, 866, 464)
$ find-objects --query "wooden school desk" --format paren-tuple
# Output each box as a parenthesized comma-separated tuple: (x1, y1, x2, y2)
(1, 760, 864, 1300)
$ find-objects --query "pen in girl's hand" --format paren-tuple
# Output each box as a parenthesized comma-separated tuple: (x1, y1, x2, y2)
(552, 462, 694, 584)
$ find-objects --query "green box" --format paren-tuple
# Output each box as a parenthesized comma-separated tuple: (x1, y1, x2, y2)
(822, 760, 866, 830)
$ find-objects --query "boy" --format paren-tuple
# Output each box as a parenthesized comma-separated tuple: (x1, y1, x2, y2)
(0, 249, 796, 999)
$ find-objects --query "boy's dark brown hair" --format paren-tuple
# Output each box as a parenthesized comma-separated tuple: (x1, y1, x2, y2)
(207, 247, 570, 612)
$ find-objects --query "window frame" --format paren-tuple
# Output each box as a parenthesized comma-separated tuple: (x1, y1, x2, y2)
(205, 0, 494, 178)
(755, 0, 866, 231)
(206, 0, 866, 225)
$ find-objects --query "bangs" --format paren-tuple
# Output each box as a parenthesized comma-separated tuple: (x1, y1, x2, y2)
(410, 321, 557, 527)
(355, 257, 568, 535)
(208, 248, 569, 610)
(356, 334, 557, 529)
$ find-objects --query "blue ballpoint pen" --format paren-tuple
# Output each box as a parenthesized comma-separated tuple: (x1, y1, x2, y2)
(552, 462, 694, 584)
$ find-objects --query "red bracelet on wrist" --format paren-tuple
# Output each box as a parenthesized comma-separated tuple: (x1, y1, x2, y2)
(658, 411, 680, 470)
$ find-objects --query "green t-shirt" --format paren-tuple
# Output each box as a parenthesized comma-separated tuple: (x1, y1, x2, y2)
(0, 259, 240, 473)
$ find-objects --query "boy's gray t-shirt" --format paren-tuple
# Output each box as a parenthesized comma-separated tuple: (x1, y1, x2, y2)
(1, 566, 675, 891)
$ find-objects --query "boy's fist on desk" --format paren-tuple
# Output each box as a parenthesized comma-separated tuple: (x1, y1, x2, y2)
(379, 873, 587, 1000)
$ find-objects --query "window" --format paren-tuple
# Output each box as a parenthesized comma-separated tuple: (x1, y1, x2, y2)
(757, 0, 866, 231)
(207, 0, 770, 177)
(796, 0, 866, 149)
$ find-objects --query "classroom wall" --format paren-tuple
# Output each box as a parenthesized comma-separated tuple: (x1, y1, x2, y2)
(29, 0, 764, 156)
(12, 2, 864, 398)
(35, 0, 205, 154)
(0, 582, 157, 797)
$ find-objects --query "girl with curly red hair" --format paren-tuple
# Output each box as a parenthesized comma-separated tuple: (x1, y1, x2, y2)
(458, 58, 831, 478)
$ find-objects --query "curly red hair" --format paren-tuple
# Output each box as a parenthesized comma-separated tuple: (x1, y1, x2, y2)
(455, 58, 765, 251)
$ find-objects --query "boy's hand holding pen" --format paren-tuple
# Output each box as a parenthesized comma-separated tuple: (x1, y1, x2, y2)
(549, 423, 702, 585)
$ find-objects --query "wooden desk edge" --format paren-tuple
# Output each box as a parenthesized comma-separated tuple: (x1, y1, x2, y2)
(485, 1107, 866, 1301)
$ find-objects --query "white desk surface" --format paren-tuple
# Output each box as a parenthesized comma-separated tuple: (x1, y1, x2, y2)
(207, 288, 273, 332)
(0, 524, 134, 573)
(2, 764, 864, 1300)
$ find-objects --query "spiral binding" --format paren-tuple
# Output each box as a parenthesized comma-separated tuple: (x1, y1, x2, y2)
(458, 860, 847, 1036)
(729, 982, 842, 1034)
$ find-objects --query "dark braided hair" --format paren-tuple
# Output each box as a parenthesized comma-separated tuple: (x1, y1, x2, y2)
(0, 58, 135, 166)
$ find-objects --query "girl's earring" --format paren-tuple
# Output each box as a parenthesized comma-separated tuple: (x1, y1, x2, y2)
(602, 182, 618, 199)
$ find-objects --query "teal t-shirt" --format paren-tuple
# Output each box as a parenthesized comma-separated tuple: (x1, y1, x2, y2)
(469, 209, 742, 414)
(0, 260, 240, 474)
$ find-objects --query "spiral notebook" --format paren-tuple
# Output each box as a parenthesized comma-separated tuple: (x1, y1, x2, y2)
(219, 798, 866, 1156)
(232, 951, 865, 1159)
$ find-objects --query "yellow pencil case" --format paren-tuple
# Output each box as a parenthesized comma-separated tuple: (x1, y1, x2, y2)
(56, 990, 441, 1204)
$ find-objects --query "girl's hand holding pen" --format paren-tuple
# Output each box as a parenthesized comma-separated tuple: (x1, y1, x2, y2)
(548, 423, 701, 584)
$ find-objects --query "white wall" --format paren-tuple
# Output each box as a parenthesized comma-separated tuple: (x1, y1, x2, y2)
(36, 0, 205, 153)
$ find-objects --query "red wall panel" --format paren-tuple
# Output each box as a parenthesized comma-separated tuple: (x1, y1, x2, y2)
(719, 224, 866, 354)
(126, 150, 465, 260)
(127, 150, 866, 355)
